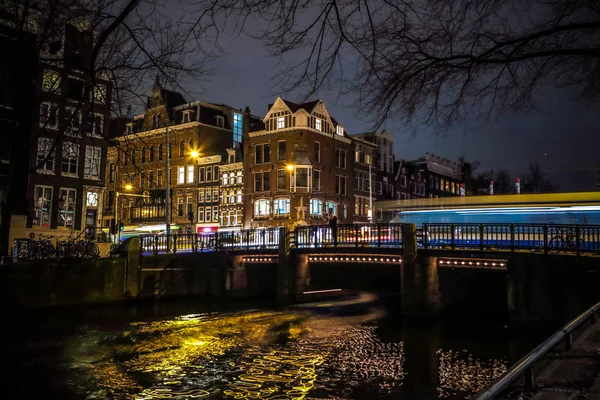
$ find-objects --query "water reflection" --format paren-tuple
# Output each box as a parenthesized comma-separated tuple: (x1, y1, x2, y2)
(437, 349, 507, 398)
(60, 308, 509, 399)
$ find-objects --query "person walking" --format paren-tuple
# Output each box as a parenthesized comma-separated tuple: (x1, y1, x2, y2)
(328, 212, 338, 246)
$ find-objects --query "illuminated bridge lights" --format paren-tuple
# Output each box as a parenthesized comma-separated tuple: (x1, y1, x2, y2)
(308, 254, 402, 264)
(242, 256, 278, 263)
(437, 258, 507, 270)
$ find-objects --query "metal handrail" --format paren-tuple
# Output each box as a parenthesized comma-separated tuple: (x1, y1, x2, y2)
(474, 301, 600, 399)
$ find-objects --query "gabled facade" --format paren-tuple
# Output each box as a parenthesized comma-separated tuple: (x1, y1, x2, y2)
(394, 160, 427, 200)
(218, 146, 244, 231)
(244, 97, 354, 229)
(413, 153, 463, 198)
(351, 136, 376, 223)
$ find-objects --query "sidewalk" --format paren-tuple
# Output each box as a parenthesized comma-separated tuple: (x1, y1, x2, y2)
(521, 318, 600, 400)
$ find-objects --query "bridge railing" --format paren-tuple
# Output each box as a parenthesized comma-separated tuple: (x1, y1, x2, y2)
(139, 228, 282, 254)
(422, 223, 600, 254)
(294, 223, 403, 248)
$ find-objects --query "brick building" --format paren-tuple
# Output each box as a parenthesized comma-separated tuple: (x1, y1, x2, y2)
(105, 80, 256, 234)
(351, 136, 376, 222)
(413, 153, 464, 198)
(352, 131, 397, 222)
(394, 160, 427, 200)
(244, 98, 354, 229)
(218, 146, 244, 231)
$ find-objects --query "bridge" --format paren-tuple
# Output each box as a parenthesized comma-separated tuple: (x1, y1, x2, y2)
(137, 223, 600, 257)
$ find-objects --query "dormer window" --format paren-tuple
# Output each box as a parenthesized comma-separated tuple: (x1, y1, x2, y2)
(228, 153, 235, 163)
(216, 116, 224, 128)
(277, 117, 285, 129)
(336, 126, 344, 136)
(152, 114, 159, 129)
(182, 110, 191, 123)
(315, 118, 322, 131)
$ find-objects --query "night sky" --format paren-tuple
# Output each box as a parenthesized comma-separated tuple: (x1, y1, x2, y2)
(176, 28, 599, 192)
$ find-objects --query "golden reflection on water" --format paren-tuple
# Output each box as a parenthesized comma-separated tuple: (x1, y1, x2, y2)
(62, 308, 504, 399)
(436, 349, 507, 398)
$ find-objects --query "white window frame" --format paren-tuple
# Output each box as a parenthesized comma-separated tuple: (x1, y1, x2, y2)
(91, 113, 104, 137)
(336, 125, 344, 136)
(37, 137, 55, 174)
(254, 199, 271, 218)
(187, 165, 194, 183)
(84, 145, 102, 179)
(33, 185, 53, 227)
(309, 199, 322, 216)
(61, 142, 79, 177)
(325, 201, 338, 216)
(277, 117, 285, 129)
(86, 191, 98, 207)
(273, 198, 290, 216)
(40, 102, 58, 129)
(178, 166, 185, 184)
(315, 118, 321, 131)
(57, 187, 77, 228)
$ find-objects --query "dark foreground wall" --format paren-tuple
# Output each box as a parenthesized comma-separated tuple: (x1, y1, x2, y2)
(0, 240, 279, 309)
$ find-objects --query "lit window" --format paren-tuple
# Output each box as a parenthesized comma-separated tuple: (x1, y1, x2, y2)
(254, 199, 270, 217)
(61, 142, 79, 176)
(233, 112, 243, 144)
(57, 188, 76, 227)
(336, 125, 344, 136)
(86, 191, 98, 207)
(84, 146, 101, 179)
(37, 138, 55, 173)
(309, 199, 322, 216)
(277, 117, 285, 129)
(90, 84, 107, 103)
(33, 186, 53, 226)
(42, 70, 61, 93)
(325, 201, 337, 216)
(178, 166, 185, 184)
(273, 198, 290, 215)
(315, 118, 321, 131)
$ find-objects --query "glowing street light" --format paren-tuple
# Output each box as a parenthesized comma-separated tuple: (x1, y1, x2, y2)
(190, 150, 200, 159)
(124, 184, 133, 190)
(286, 164, 294, 171)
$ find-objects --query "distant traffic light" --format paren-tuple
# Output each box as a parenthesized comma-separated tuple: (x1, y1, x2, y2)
(119, 222, 124, 231)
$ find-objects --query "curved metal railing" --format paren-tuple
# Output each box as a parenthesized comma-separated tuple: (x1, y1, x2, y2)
(474, 301, 600, 399)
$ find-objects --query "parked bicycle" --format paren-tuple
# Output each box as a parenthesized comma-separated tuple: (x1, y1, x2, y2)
(27, 233, 56, 260)
(55, 237, 99, 258)
(549, 228, 578, 253)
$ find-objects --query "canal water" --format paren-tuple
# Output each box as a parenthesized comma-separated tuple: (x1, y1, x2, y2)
(3, 300, 555, 399)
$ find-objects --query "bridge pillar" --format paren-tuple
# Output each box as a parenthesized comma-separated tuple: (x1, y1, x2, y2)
(276, 227, 292, 306)
(124, 237, 141, 299)
(402, 223, 417, 261)
(401, 255, 441, 315)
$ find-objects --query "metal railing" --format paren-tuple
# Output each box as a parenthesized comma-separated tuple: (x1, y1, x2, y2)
(139, 228, 282, 254)
(474, 301, 600, 399)
(422, 223, 600, 255)
(294, 223, 403, 248)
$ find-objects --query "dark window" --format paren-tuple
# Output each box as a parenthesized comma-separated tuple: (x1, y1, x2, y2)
(263, 171, 270, 191)
(67, 78, 84, 99)
(315, 142, 320, 162)
(149, 146, 154, 161)
(277, 141, 286, 161)
(277, 170, 286, 189)
(255, 145, 262, 165)
(263, 144, 270, 163)
(254, 173, 262, 192)
(158, 144, 163, 161)
(109, 163, 115, 182)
